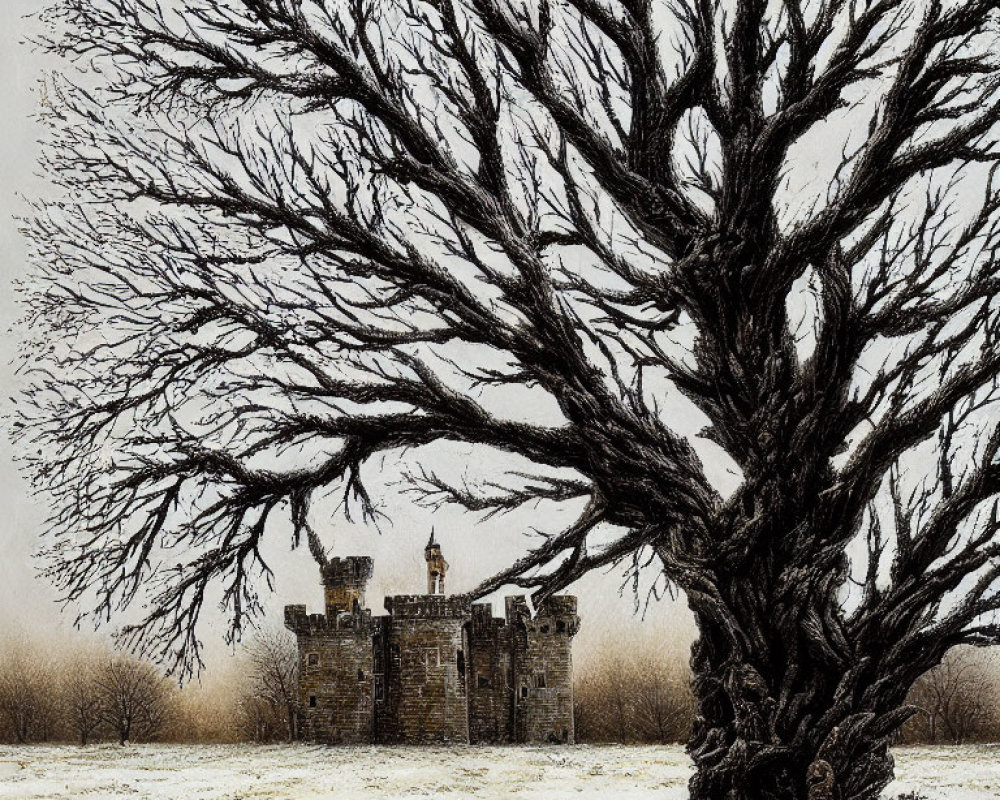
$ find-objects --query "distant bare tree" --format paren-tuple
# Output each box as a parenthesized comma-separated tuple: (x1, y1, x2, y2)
(60, 651, 105, 745)
(31, 667, 60, 743)
(162, 682, 241, 744)
(633, 650, 695, 744)
(0, 631, 258, 745)
(574, 645, 693, 743)
(0, 636, 58, 744)
(235, 693, 285, 744)
(904, 647, 997, 745)
(96, 655, 174, 745)
(244, 628, 300, 742)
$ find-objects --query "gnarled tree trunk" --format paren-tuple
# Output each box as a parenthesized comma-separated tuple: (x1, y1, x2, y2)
(684, 569, 924, 800)
(688, 639, 898, 799)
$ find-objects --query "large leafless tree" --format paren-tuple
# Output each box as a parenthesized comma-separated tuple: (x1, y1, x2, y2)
(15, 0, 1000, 796)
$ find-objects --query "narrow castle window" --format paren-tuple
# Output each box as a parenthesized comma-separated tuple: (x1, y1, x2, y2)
(520, 685, 528, 699)
(375, 677, 385, 702)
(307, 652, 319, 667)
(535, 673, 547, 689)
(540, 624, 550, 633)
(357, 669, 365, 682)
(309, 695, 317, 708)
(477, 674, 491, 688)
(556, 620, 566, 633)
(457, 650, 465, 677)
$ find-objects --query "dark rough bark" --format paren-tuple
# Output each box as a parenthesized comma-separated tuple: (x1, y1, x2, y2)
(686, 613, 900, 800)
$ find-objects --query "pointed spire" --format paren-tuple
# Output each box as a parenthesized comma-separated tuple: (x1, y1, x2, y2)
(424, 528, 447, 595)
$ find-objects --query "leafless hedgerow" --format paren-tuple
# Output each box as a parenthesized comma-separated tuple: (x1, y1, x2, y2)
(0, 635, 58, 744)
(14, 0, 1000, 796)
(574, 646, 694, 743)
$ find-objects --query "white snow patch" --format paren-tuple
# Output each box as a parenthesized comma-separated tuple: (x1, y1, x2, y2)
(0, 743, 996, 798)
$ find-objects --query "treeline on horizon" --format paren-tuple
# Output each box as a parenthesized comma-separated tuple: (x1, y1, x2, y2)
(0, 630, 996, 746)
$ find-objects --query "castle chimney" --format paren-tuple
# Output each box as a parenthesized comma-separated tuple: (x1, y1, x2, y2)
(424, 529, 449, 595)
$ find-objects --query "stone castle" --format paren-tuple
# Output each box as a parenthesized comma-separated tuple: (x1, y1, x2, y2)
(284, 534, 580, 744)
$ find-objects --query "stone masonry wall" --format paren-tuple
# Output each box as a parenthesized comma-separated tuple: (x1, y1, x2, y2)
(286, 562, 579, 747)
(466, 603, 513, 744)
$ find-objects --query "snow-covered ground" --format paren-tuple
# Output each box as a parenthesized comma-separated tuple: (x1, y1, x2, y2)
(0, 743, 997, 799)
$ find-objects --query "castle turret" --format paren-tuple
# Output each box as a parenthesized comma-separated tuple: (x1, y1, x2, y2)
(322, 556, 373, 617)
(424, 530, 449, 595)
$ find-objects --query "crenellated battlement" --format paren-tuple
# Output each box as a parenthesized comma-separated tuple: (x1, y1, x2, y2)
(322, 556, 374, 583)
(535, 596, 578, 617)
(284, 604, 308, 629)
(284, 603, 374, 635)
(384, 594, 471, 619)
(505, 595, 580, 636)
(470, 603, 505, 634)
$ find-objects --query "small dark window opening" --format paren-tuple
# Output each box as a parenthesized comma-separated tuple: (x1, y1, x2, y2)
(457, 650, 465, 677)
(309, 695, 317, 708)
(536, 673, 547, 688)
(520, 685, 528, 699)
(556, 620, 566, 633)
(307, 652, 319, 667)
(477, 674, 491, 688)
(357, 669, 365, 681)
(375, 677, 385, 702)
(540, 624, 550, 633)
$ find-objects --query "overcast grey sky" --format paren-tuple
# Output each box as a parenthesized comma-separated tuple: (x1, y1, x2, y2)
(0, 0, 60, 635)
(0, 0, 697, 676)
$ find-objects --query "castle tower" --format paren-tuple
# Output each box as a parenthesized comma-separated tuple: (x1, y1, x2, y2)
(378, 593, 471, 743)
(506, 595, 580, 744)
(284, 557, 376, 744)
(424, 530, 449, 595)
